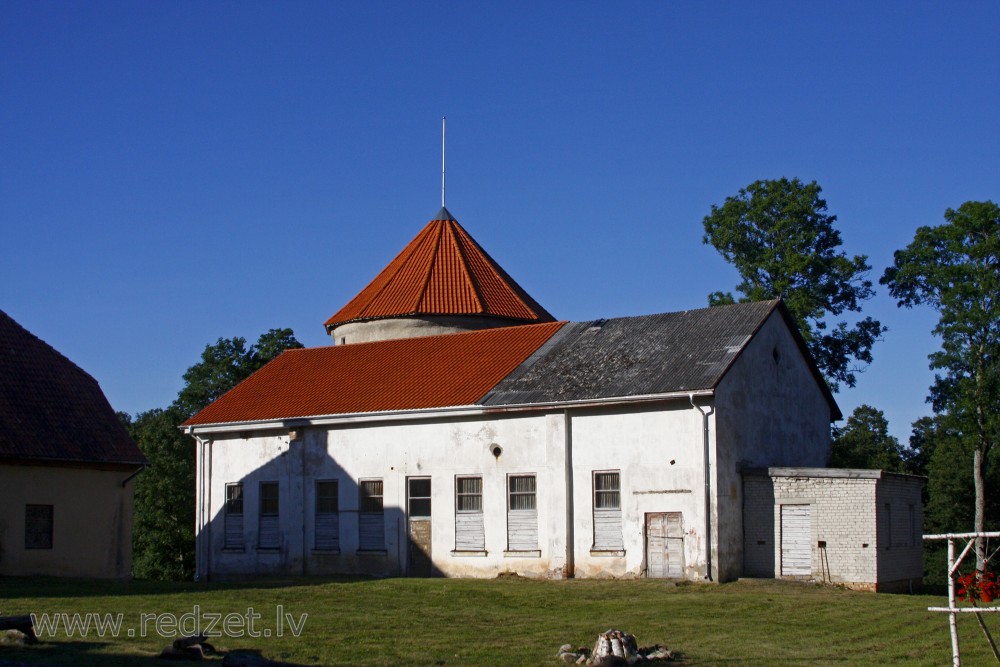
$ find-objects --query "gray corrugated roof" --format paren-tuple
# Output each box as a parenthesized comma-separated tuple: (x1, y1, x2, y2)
(479, 300, 780, 406)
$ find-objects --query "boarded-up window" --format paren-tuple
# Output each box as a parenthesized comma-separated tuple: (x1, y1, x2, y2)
(455, 476, 484, 551)
(593, 471, 623, 551)
(507, 474, 538, 551)
(25, 504, 53, 550)
(224, 483, 244, 550)
(359, 479, 385, 551)
(315, 480, 339, 551)
(259, 482, 279, 549)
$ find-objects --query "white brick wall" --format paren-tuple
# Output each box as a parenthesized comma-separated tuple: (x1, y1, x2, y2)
(743, 469, 923, 591)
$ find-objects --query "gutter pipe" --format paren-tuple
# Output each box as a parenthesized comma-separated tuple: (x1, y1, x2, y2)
(690, 393, 715, 581)
(120, 464, 146, 488)
(563, 410, 575, 578)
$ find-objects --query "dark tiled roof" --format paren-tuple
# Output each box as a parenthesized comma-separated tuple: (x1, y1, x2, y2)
(182, 322, 566, 426)
(481, 300, 838, 418)
(0, 310, 147, 467)
(325, 211, 554, 330)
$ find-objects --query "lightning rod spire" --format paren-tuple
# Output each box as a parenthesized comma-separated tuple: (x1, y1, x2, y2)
(441, 116, 446, 208)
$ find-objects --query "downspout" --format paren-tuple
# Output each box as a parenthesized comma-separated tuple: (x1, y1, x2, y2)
(563, 410, 575, 579)
(299, 432, 308, 576)
(203, 436, 213, 581)
(690, 394, 715, 581)
(120, 464, 146, 488)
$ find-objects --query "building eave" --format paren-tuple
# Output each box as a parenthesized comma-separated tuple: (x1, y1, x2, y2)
(181, 389, 716, 436)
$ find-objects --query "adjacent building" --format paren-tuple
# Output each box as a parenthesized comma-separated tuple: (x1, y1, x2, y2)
(0, 310, 147, 578)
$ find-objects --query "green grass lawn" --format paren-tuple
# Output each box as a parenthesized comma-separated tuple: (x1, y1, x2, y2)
(1, 576, 996, 666)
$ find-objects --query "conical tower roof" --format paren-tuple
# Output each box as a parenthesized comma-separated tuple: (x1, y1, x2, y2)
(325, 208, 554, 334)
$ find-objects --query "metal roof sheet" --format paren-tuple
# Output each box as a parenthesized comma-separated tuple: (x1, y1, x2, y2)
(479, 301, 782, 406)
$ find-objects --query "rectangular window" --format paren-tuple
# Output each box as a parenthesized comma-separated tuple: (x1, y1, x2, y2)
(507, 474, 538, 551)
(455, 476, 484, 551)
(258, 482, 279, 549)
(409, 478, 432, 518)
(224, 483, 244, 550)
(593, 471, 623, 551)
(25, 504, 53, 550)
(315, 480, 340, 551)
(359, 479, 385, 551)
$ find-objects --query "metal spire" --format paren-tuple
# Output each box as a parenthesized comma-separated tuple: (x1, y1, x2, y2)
(441, 115, 446, 208)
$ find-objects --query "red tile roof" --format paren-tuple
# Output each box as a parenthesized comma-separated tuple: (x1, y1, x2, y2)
(325, 211, 554, 330)
(0, 309, 147, 467)
(183, 321, 565, 426)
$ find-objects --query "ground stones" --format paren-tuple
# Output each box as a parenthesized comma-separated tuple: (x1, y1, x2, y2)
(556, 629, 674, 665)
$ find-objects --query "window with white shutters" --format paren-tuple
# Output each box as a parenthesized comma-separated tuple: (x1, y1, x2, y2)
(359, 479, 385, 551)
(455, 476, 484, 551)
(224, 483, 244, 550)
(593, 471, 623, 551)
(315, 480, 339, 551)
(507, 474, 538, 551)
(258, 482, 279, 549)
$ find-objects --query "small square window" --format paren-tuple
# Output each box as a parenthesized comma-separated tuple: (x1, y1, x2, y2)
(360, 480, 384, 513)
(260, 482, 279, 516)
(25, 504, 53, 549)
(594, 472, 620, 509)
(225, 483, 244, 515)
(316, 480, 339, 514)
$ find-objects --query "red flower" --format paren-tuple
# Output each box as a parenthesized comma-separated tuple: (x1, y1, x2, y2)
(957, 569, 998, 604)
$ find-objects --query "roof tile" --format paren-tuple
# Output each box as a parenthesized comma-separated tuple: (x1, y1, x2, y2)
(183, 321, 566, 426)
(0, 309, 147, 466)
(325, 213, 553, 328)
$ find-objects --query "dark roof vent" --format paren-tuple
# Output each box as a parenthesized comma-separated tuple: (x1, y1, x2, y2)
(588, 318, 607, 331)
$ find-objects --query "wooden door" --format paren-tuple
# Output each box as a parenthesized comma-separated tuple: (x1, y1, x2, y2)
(780, 504, 812, 577)
(646, 512, 683, 578)
(407, 478, 433, 576)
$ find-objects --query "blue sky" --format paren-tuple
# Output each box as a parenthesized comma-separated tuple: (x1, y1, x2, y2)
(2, 1, 997, 443)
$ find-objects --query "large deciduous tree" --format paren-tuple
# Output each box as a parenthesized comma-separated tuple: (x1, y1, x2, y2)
(882, 200, 1000, 567)
(129, 328, 302, 579)
(703, 177, 885, 391)
(829, 405, 906, 472)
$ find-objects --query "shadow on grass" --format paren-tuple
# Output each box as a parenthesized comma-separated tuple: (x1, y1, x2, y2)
(0, 574, 376, 601)
(0, 640, 195, 666)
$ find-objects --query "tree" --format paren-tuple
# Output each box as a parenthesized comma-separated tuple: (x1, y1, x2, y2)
(174, 328, 302, 417)
(130, 328, 302, 579)
(829, 404, 906, 471)
(882, 200, 1000, 567)
(702, 178, 885, 391)
(127, 407, 196, 580)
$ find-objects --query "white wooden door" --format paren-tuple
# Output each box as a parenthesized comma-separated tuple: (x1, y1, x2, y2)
(646, 513, 684, 578)
(780, 504, 812, 577)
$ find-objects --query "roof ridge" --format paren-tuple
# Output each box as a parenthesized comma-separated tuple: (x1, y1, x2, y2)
(414, 220, 444, 314)
(449, 220, 488, 314)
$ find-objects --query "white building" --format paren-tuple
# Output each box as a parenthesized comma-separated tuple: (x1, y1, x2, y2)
(184, 207, 921, 588)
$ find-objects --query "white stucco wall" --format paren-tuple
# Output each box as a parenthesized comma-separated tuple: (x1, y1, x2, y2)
(0, 464, 136, 578)
(714, 310, 835, 581)
(195, 401, 718, 581)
